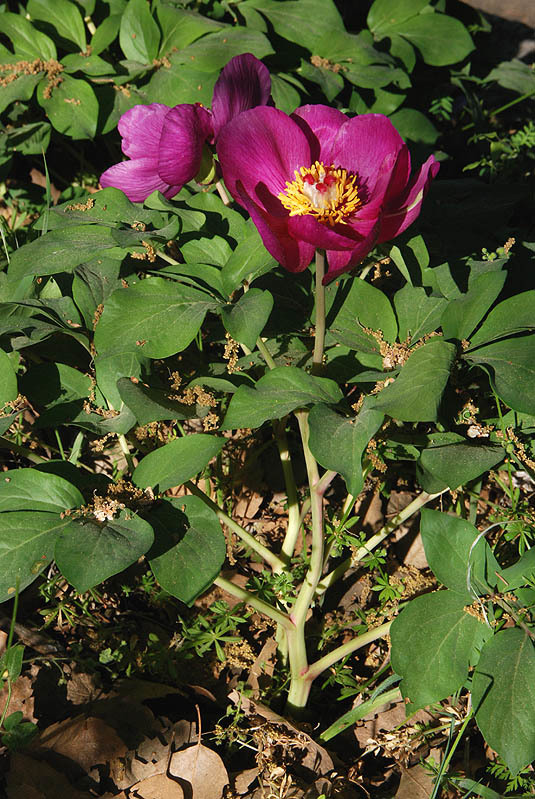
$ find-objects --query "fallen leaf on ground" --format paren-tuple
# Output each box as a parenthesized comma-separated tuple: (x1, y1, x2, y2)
(32, 714, 128, 775)
(0, 675, 36, 724)
(6, 752, 94, 799)
(130, 773, 184, 798)
(169, 743, 229, 799)
(395, 763, 435, 798)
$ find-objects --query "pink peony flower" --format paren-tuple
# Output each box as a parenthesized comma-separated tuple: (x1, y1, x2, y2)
(217, 105, 440, 283)
(100, 53, 271, 203)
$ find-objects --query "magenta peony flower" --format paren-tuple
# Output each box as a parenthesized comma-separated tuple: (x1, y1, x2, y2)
(100, 53, 271, 203)
(217, 105, 440, 283)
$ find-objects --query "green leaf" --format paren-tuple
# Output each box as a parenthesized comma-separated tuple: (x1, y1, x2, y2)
(473, 629, 535, 775)
(441, 271, 507, 342)
(221, 225, 276, 295)
(72, 257, 121, 329)
(389, 108, 439, 144)
(221, 289, 273, 351)
(222, 367, 343, 430)
(500, 548, 535, 592)
(119, 0, 160, 63)
(8, 225, 119, 280)
(371, 338, 455, 421)
(0, 469, 84, 513)
(0, 349, 17, 408)
(91, 13, 121, 55)
(117, 377, 198, 425)
(367, 0, 430, 35)
(391, 589, 490, 707)
(133, 434, 225, 492)
(466, 335, 535, 415)
(0, 512, 70, 602)
(394, 284, 448, 343)
(0, 12, 57, 60)
(55, 510, 154, 593)
(37, 75, 99, 139)
(308, 400, 384, 496)
(28, 0, 86, 51)
(5, 122, 51, 155)
(147, 58, 217, 107)
(420, 509, 499, 597)
(418, 442, 504, 491)
(241, 0, 344, 52)
(156, 6, 224, 54)
(329, 278, 398, 346)
(94, 348, 147, 408)
(388, 14, 474, 66)
(468, 291, 535, 348)
(94, 278, 218, 359)
(487, 60, 535, 96)
(0, 645, 24, 683)
(0, 73, 42, 115)
(148, 496, 225, 605)
(21, 362, 92, 428)
(173, 27, 273, 71)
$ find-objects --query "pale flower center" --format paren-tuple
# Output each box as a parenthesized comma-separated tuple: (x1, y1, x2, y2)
(278, 161, 361, 226)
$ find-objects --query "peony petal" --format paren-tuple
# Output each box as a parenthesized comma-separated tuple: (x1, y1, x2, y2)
(324, 223, 380, 283)
(212, 53, 271, 138)
(330, 114, 406, 201)
(100, 159, 181, 203)
(287, 214, 363, 251)
(118, 103, 170, 160)
(234, 181, 315, 272)
(158, 104, 213, 187)
(291, 104, 347, 163)
(378, 155, 440, 242)
(217, 106, 310, 210)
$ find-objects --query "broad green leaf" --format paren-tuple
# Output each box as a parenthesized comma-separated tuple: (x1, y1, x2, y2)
(94, 348, 147, 409)
(487, 60, 535, 96)
(148, 496, 225, 605)
(0, 511, 70, 602)
(147, 58, 217, 106)
(50, 187, 166, 228)
(181, 236, 231, 267)
(8, 225, 118, 281)
(221, 225, 276, 295)
(72, 258, 121, 329)
(0, 469, 84, 513)
(329, 278, 398, 345)
(367, 0, 430, 35)
(61, 53, 116, 77)
(391, 589, 490, 707)
(469, 291, 535, 348)
(371, 338, 455, 421)
(394, 284, 448, 343)
(94, 279, 218, 359)
(55, 510, 154, 593)
(119, 0, 160, 63)
(222, 367, 343, 430)
(343, 63, 410, 90)
(186, 192, 249, 242)
(5, 122, 51, 155)
(441, 271, 506, 341)
(0, 13, 57, 60)
(117, 377, 198, 425)
(0, 645, 24, 683)
(418, 442, 504, 491)
(91, 13, 121, 54)
(37, 75, 99, 139)
(28, 0, 86, 51)
(221, 289, 273, 350)
(0, 350, 17, 408)
(270, 73, 302, 114)
(420, 509, 499, 597)
(308, 400, 384, 496)
(388, 14, 474, 66)
(241, 0, 344, 52)
(389, 108, 439, 144)
(500, 548, 535, 592)
(133, 434, 225, 492)
(157, 6, 224, 54)
(0, 73, 42, 115)
(473, 629, 535, 775)
(466, 335, 535, 415)
(172, 27, 273, 71)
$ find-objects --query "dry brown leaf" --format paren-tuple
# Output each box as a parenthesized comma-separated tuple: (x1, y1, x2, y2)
(395, 763, 435, 798)
(233, 766, 259, 795)
(6, 752, 94, 799)
(33, 714, 128, 774)
(130, 773, 184, 799)
(66, 671, 105, 706)
(169, 743, 229, 799)
(0, 675, 36, 724)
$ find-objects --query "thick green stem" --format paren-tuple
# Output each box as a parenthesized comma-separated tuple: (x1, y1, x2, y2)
(274, 418, 301, 568)
(214, 576, 292, 630)
(285, 410, 325, 712)
(312, 249, 326, 375)
(256, 337, 277, 369)
(305, 620, 391, 683)
(184, 481, 286, 572)
(316, 489, 447, 596)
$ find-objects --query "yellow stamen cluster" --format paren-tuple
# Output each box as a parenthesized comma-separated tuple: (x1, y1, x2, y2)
(278, 161, 361, 226)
